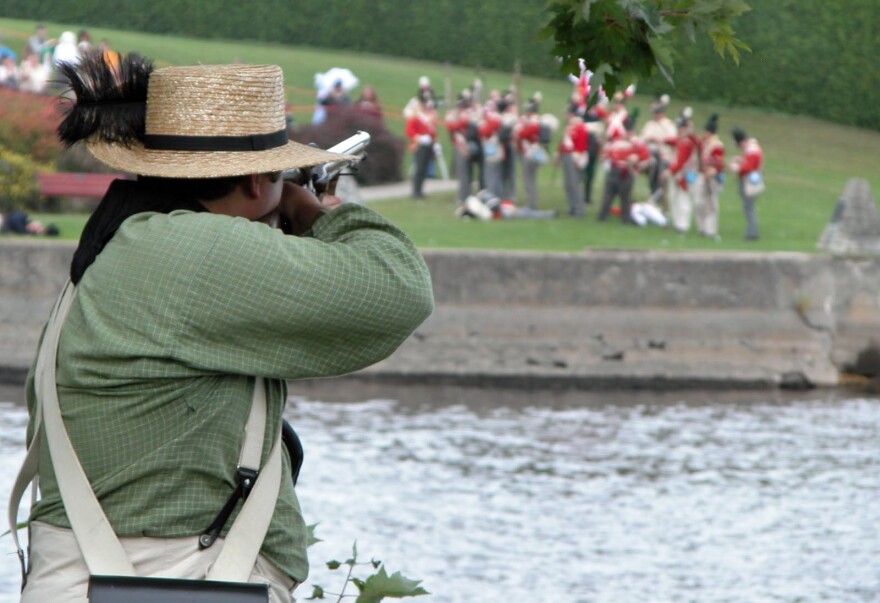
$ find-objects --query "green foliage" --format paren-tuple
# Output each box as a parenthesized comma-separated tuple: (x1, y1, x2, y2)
(0, 88, 63, 163)
(2, 1, 877, 129)
(352, 567, 430, 603)
(542, 0, 752, 96)
(0, 145, 52, 213)
(306, 523, 322, 548)
(0, 0, 558, 77)
(306, 537, 428, 603)
(638, 0, 880, 131)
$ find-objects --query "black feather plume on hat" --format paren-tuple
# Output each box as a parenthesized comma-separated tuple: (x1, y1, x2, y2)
(705, 113, 719, 133)
(624, 107, 640, 131)
(57, 51, 154, 147)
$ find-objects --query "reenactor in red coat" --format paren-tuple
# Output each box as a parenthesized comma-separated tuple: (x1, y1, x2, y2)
(664, 108, 700, 232)
(446, 91, 476, 203)
(479, 100, 505, 198)
(598, 110, 650, 223)
(639, 95, 678, 208)
(729, 128, 765, 240)
(405, 91, 437, 199)
(694, 113, 725, 239)
(556, 113, 590, 217)
(514, 95, 549, 210)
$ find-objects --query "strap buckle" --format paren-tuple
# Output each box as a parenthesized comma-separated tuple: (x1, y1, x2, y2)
(198, 468, 259, 549)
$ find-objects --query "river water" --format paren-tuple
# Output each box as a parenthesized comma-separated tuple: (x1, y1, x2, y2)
(0, 387, 878, 603)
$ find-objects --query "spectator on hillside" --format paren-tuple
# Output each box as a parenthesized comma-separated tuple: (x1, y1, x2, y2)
(0, 33, 17, 62)
(53, 31, 80, 69)
(355, 85, 382, 120)
(24, 24, 54, 60)
(0, 55, 19, 88)
(19, 53, 50, 94)
(321, 80, 351, 108)
(77, 29, 92, 53)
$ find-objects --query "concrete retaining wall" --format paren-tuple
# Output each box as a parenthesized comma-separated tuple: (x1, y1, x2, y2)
(2, 241, 879, 389)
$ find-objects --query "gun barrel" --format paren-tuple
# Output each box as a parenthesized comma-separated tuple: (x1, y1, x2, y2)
(282, 131, 371, 188)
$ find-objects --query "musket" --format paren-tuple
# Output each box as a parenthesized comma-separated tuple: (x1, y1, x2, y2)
(283, 130, 371, 196)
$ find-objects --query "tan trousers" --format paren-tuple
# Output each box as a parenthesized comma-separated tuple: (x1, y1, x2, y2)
(694, 175, 721, 236)
(669, 180, 694, 233)
(20, 521, 298, 603)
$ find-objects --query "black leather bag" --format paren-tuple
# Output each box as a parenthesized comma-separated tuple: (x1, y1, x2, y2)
(89, 575, 268, 603)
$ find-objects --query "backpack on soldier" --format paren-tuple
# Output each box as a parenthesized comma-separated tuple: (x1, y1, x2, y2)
(538, 124, 552, 145)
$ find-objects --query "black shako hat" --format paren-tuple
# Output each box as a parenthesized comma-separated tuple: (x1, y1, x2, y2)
(705, 113, 719, 133)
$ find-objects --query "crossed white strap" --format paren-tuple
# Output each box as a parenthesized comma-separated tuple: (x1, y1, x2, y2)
(8, 281, 282, 583)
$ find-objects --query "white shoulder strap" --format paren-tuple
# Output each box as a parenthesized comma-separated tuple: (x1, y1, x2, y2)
(7, 283, 66, 579)
(10, 281, 282, 581)
(36, 281, 137, 575)
(208, 419, 283, 582)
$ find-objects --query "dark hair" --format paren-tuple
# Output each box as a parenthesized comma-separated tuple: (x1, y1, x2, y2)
(138, 174, 248, 200)
(732, 128, 747, 144)
(70, 175, 249, 284)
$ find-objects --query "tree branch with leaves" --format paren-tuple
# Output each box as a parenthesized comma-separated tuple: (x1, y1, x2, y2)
(542, 0, 752, 97)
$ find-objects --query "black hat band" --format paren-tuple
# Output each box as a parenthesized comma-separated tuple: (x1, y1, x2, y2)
(143, 129, 289, 152)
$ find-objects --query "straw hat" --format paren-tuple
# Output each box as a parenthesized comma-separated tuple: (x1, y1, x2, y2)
(87, 64, 349, 178)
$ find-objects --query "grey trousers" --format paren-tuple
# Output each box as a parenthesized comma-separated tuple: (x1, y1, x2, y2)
(561, 154, 585, 216)
(738, 179, 759, 239)
(501, 141, 517, 200)
(598, 168, 634, 222)
(521, 156, 540, 209)
(484, 159, 504, 198)
(412, 143, 433, 197)
(453, 148, 471, 202)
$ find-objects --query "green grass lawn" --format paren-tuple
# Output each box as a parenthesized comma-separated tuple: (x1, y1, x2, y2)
(2, 16, 879, 252)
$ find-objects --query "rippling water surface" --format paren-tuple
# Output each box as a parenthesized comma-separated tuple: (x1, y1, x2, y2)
(1, 391, 878, 602)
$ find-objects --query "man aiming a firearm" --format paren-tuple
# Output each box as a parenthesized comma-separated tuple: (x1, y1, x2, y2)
(12, 55, 434, 602)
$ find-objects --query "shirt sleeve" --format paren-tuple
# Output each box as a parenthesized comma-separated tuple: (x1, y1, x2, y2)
(173, 204, 434, 379)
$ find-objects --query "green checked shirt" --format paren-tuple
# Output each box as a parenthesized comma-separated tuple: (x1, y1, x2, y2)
(25, 203, 434, 583)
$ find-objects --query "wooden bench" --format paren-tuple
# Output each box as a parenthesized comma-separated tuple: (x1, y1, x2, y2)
(36, 172, 123, 199)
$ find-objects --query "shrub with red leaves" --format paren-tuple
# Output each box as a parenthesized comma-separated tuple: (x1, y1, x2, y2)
(291, 106, 404, 186)
(0, 89, 63, 163)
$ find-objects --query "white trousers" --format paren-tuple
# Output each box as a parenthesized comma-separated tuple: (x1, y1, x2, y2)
(20, 521, 298, 603)
(668, 180, 694, 232)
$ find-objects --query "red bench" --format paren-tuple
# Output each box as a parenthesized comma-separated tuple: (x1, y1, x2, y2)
(36, 172, 123, 199)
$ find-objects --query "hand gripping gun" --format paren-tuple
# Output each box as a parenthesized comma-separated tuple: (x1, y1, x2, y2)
(282, 130, 371, 196)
